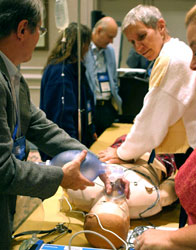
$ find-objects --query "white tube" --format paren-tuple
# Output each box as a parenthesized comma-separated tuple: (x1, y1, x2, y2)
(68, 230, 117, 250)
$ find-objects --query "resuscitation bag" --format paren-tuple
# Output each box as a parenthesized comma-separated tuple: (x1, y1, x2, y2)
(49, 150, 106, 181)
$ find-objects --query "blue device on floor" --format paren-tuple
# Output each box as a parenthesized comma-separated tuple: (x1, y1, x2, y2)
(29, 242, 135, 250)
(40, 245, 112, 250)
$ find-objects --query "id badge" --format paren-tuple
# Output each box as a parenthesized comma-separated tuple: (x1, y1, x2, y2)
(12, 136, 26, 160)
(97, 72, 110, 93)
(88, 112, 92, 125)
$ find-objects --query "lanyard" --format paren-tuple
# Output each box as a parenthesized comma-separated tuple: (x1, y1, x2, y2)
(12, 119, 18, 140)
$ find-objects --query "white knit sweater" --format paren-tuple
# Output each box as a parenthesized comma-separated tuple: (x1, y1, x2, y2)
(117, 38, 196, 161)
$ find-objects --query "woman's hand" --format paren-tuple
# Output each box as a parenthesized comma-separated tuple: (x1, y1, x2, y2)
(98, 147, 133, 164)
(98, 147, 122, 164)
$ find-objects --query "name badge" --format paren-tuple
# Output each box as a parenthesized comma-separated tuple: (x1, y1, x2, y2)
(97, 72, 110, 93)
(88, 112, 92, 125)
(87, 101, 92, 125)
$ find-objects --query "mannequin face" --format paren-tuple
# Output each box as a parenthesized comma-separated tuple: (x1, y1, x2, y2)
(187, 21, 196, 71)
(124, 20, 166, 61)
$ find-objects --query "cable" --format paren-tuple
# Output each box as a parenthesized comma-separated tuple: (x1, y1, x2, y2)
(127, 225, 152, 248)
(124, 165, 160, 227)
(12, 228, 56, 239)
(93, 181, 104, 187)
(68, 230, 117, 250)
(86, 213, 128, 250)
(60, 195, 86, 217)
(61, 193, 128, 250)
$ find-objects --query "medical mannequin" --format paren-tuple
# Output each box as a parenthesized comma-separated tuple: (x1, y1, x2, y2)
(65, 152, 177, 218)
(56, 151, 178, 248)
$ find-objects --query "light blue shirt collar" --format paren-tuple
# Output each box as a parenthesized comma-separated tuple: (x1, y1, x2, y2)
(0, 51, 20, 79)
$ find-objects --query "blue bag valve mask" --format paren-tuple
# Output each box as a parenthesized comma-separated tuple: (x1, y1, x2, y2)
(47, 150, 106, 181)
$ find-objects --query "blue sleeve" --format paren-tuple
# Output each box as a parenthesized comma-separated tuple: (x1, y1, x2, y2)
(109, 46, 118, 90)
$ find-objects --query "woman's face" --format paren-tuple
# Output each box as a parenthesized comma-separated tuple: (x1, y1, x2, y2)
(187, 21, 196, 71)
(124, 20, 165, 61)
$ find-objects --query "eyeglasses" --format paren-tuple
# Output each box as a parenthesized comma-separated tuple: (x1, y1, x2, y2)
(39, 26, 47, 37)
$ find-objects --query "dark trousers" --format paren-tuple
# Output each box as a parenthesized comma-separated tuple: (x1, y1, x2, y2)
(174, 147, 193, 228)
(95, 100, 117, 137)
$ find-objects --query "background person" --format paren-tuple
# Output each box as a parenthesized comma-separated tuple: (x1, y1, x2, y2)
(126, 47, 154, 76)
(84, 16, 122, 137)
(126, 47, 151, 69)
(133, 6, 196, 249)
(40, 22, 97, 161)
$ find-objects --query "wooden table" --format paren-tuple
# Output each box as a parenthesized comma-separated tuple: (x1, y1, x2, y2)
(12, 123, 180, 249)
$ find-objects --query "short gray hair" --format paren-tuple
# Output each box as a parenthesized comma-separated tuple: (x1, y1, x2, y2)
(0, 0, 43, 39)
(122, 4, 163, 31)
(185, 4, 196, 27)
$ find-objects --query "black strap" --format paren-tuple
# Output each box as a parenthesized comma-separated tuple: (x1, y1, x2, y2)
(12, 223, 71, 239)
(148, 149, 155, 164)
(12, 228, 57, 239)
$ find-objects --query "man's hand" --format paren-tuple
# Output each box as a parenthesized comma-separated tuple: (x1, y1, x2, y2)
(99, 172, 130, 199)
(60, 150, 94, 190)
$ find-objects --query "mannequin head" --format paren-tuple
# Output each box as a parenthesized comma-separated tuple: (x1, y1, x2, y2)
(84, 194, 130, 248)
